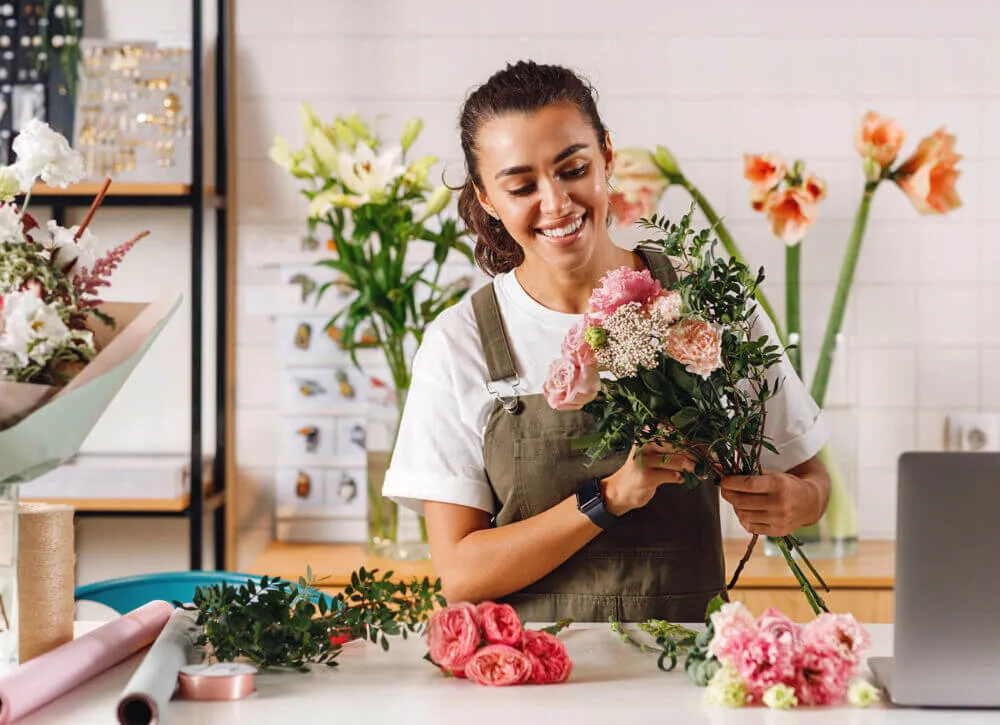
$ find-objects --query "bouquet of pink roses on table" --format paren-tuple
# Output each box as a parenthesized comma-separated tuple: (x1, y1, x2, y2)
(543, 208, 828, 613)
(424, 601, 573, 686)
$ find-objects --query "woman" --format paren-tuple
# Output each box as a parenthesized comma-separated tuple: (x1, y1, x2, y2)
(382, 61, 831, 622)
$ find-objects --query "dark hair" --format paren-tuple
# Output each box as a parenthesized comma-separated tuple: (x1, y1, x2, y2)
(457, 61, 609, 277)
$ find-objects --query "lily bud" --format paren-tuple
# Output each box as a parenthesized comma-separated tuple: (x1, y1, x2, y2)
(333, 119, 357, 149)
(653, 145, 681, 178)
(269, 136, 298, 171)
(405, 155, 437, 188)
(300, 103, 321, 136)
(861, 156, 882, 183)
(344, 112, 372, 142)
(400, 118, 423, 153)
(309, 191, 364, 218)
(418, 186, 451, 221)
(308, 128, 340, 174)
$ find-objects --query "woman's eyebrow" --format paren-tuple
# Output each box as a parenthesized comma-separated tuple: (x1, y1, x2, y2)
(494, 143, 589, 180)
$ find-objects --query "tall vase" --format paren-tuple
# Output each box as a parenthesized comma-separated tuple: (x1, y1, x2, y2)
(365, 389, 430, 561)
(0, 483, 18, 673)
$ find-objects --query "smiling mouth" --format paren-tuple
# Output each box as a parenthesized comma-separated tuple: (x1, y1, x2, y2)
(536, 213, 586, 239)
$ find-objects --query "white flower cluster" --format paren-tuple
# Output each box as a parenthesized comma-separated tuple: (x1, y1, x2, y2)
(593, 301, 675, 379)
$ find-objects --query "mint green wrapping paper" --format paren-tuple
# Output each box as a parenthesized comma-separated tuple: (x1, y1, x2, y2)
(0, 295, 180, 484)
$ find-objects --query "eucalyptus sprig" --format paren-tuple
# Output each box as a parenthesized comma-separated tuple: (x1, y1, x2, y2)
(177, 566, 445, 672)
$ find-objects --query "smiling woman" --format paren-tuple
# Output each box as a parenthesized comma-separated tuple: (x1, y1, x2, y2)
(380, 61, 832, 622)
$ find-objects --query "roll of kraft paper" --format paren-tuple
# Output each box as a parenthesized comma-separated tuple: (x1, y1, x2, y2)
(18, 503, 75, 663)
(117, 608, 200, 725)
(0, 600, 173, 724)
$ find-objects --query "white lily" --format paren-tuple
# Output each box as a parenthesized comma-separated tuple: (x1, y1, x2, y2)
(337, 143, 405, 203)
(309, 190, 365, 218)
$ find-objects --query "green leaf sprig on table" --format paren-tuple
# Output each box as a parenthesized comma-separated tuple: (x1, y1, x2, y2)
(176, 566, 445, 672)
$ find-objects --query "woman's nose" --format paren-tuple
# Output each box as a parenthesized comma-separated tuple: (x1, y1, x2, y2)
(538, 178, 571, 216)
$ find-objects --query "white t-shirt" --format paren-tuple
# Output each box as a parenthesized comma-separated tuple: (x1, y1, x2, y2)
(383, 270, 832, 516)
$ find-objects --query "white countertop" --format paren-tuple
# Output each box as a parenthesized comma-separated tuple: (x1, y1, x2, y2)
(17, 623, 1000, 724)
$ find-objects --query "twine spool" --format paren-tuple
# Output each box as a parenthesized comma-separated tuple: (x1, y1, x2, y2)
(17, 503, 75, 662)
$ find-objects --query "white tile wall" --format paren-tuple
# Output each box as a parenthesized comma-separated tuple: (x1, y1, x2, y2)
(220, 0, 1000, 548)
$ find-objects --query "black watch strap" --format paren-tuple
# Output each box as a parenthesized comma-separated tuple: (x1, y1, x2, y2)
(576, 477, 620, 530)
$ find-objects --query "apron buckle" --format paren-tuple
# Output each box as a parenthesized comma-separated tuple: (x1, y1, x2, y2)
(486, 377, 522, 415)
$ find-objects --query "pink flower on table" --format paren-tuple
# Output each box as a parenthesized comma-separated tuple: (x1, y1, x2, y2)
(608, 148, 670, 227)
(708, 601, 759, 662)
(543, 356, 600, 411)
(804, 174, 827, 202)
(560, 317, 598, 367)
(893, 127, 962, 215)
(756, 607, 800, 648)
(426, 602, 482, 670)
(733, 632, 798, 701)
(520, 630, 573, 684)
(464, 644, 533, 686)
(743, 153, 787, 192)
(588, 266, 662, 318)
(764, 187, 817, 245)
(793, 641, 853, 706)
(855, 110, 905, 168)
(476, 602, 522, 647)
(664, 319, 723, 379)
(648, 289, 682, 326)
(800, 612, 870, 665)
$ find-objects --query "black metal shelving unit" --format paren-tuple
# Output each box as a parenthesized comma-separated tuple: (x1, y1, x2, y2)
(28, 0, 231, 571)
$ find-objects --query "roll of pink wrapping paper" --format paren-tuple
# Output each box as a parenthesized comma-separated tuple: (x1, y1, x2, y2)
(0, 600, 174, 724)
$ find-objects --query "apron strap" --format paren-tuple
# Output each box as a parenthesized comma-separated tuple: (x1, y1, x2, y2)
(634, 245, 679, 287)
(471, 282, 518, 382)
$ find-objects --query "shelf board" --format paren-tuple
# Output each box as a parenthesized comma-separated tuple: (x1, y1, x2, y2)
(247, 539, 896, 590)
(31, 181, 196, 197)
(21, 494, 191, 513)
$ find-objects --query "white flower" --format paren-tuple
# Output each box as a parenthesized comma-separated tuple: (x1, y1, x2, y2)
(847, 678, 880, 708)
(11, 119, 85, 189)
(0, 204, 24, 243)
(0, 166, 25, 201)
(337, 143, 405, 203)
(45, 220, 97, 277)
(0, 291, 70, 366)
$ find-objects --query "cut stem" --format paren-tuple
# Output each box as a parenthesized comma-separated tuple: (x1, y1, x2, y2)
(75, 177, 112, 240)
(727, 534, 758, 590)
(785, 241, 802, 377)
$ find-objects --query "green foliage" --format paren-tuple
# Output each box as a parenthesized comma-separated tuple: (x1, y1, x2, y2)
(177, 566, 445, 672)
(581, 206, 785, 480)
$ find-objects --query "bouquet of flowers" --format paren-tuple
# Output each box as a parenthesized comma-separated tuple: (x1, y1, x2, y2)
(543, 209, 828, 613)
(425, 601, 573, 686)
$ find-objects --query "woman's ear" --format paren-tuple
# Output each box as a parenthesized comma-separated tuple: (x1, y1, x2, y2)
(603, 131, 615, 178)
(474, 184, 497, 219)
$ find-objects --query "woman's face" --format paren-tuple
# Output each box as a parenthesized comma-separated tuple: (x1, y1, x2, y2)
(473, 103, 614, 274)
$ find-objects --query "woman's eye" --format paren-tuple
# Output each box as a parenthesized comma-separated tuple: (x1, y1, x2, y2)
(562, 164, 589, 179)
(509, 184, 535, 197)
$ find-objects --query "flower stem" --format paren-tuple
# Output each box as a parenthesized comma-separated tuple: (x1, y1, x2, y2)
(775, 536, 829, 615)
(809, 182, 878, 408)
(679, 176, 786, 346)
(785, 242, 802, 377)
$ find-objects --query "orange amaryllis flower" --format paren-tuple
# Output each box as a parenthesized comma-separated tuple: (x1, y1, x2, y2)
(748, 184, 771, 212)
(609, 148, 669, 226)
(893, 128, 962, 215)
(764, 187, 817, 245)
(855, 110, 905, 169)
(743, 153, 787, 191)
(804, 174, 827, 202)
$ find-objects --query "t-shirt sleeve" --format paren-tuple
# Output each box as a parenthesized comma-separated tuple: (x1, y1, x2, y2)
(752, 307, 832, 472)
(382, 321, 496, 517)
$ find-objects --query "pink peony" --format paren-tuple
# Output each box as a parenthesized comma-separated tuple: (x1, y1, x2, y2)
(743, 153, 787, 191)
(519, 630, 573, 684)
(588, 266, 662, 318)
(664, 319, 723, 379)
(733, 633, 798, 701)
(764, 186, 817, 245)
(894, 127, 962, 215)
(543, 356, 600, 411)
(426, 602, 482, 670)
(560, 318, 598, 367)
(800, 612, 870, 666)
(794, 642, 853, 706)
(476, 602, 523, 647)
(648, 289, 682, 326)
(854, 110, 905, 168)
(756, 607, 800, 648)
(464, 644, 533, 687)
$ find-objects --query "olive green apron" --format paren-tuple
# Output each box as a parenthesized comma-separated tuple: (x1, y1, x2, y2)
(472, 248, 726, 622)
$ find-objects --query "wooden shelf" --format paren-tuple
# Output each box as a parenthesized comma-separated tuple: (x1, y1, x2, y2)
(248, 539, 895, 590)
(31, 181, 195, 197)
(21, 494, 191, 513)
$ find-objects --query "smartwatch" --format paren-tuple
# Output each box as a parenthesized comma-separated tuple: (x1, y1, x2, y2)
(576, 477, 620, 530)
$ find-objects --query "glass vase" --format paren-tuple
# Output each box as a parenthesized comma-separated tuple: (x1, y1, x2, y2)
(0, 483, 18, 673)
(365, 390, 429, 561)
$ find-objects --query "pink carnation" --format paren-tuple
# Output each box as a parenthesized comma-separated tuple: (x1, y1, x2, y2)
(588, 266, 662, 318)
(733, 633, 798, 701)
(800, 613, 870, 666)
(426, 602, 482, 670)
(708, 602, 758, 663)
(464, 644, 533, 687)
(476, 602, 522, 647)
(756, 607, 800, 648)
(664, 318, 723, 379)
(560, 318, 598, 367)
(520, 630, 573, 684)
(794, 641, 854, 706)
(648, 289, 682, 326)
(543, 356, 600, 411)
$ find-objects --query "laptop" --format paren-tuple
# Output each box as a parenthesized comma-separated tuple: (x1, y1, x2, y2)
(869, 452, 1000, 707)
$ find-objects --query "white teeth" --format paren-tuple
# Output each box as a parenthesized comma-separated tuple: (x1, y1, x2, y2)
(539, 216, 584, 238)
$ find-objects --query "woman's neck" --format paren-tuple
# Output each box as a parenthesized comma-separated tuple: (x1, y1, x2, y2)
(515, 244, 641, 315)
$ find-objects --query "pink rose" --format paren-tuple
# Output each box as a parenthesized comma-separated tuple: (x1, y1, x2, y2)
(560, 318, 598, 367)
(733, 632, 797, 701)
(543, 356, 600, 411)
(854, 110, 905, 168)
(756, 607, 800, 647)
(464, 644, 533, 687)
(764, 186, 817, 245)
(894, 127, 962, 215)
(476, 602, 522, 647)
(426, 602, 482, 670)
(648, 289, 682, 326)
(664, 319, 723, 379)
(520, 630, 573, 684)
(743, 153, 787, 191)
(588, 266, 662, 318)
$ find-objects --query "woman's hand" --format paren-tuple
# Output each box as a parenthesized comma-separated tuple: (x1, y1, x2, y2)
(601, 441, 696, 517)
(719, 455, 831, 537)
